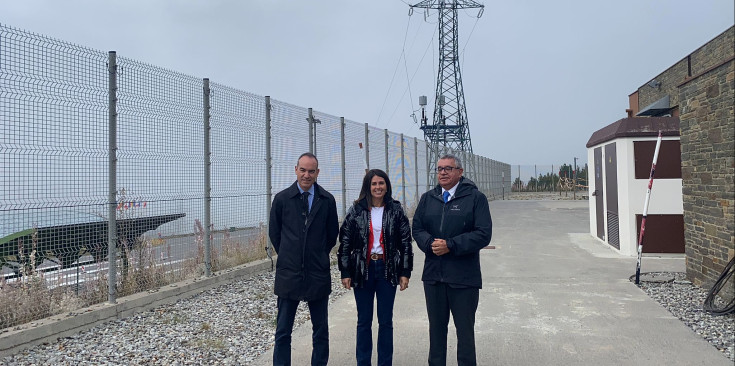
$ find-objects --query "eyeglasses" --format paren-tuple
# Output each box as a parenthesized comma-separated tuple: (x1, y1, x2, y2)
(436, 166, 459, 173)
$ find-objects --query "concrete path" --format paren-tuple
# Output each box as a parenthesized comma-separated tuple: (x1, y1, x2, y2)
(251, 199, 730, 365)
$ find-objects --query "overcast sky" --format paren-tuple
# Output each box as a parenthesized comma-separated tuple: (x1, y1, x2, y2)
(2, 0, 733, 165)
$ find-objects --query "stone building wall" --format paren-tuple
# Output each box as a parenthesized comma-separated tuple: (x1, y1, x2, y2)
(689, 27, 735, 75)
(678, 51, 734, 300)
(633, 26, 734, 300)
(637, 59, 688, 111)
(638, 27, 735, 112)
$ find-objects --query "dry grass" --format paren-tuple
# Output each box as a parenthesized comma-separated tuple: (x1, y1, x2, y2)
(0, 221, 269, 332)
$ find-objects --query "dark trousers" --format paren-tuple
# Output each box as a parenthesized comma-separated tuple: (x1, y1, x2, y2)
(423, 282, 479, 366)
(273, 295, 329, 366)
(353, 259, 397, 366)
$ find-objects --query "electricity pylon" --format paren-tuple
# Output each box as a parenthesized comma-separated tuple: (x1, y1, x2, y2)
(410, 0, 484, 185)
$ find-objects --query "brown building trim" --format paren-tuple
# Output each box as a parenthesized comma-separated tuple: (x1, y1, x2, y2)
(678, 56, 735, 87)
(628, 91, 639, 116)
(586, 117, 680, 148)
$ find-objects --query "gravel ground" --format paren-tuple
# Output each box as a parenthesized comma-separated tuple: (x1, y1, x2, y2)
(3, 265, 348, 366)
(634, 272, 734, 362)
(4, 265, 733, 365)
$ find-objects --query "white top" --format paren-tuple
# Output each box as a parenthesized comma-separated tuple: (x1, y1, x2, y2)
(370, 206, 384, 254)
(442, 182, 460, 202)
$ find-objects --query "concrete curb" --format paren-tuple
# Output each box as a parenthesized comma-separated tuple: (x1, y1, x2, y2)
(0, 258, 275, 358)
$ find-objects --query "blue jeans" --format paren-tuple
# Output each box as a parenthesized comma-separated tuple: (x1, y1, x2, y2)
(273, 296, 329, 366)
(353, 259, 397, 366)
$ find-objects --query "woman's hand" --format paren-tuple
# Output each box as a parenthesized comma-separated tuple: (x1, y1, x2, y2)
(399, 276, 409, 291)
(341, 278, 352, 290)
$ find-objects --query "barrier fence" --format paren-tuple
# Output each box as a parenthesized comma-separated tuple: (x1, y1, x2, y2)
(0, 23, 510, 330)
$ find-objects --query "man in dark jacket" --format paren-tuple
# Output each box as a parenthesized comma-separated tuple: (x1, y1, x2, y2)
(412, 153, 493, 366)
(269, 152, 339, 366)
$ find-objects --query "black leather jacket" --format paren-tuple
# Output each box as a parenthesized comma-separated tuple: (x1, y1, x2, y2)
(338, 197, 413, 288)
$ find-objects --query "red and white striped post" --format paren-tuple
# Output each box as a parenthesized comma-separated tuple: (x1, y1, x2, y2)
(635, 131, 663, 285)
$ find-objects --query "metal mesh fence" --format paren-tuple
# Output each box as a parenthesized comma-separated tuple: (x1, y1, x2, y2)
(208, 83, 267, 273)
(343, 120, 367, 212)
(402, 135, 418, 211)
(368, 125, 387, 172)
(115, 56, 203, 295)
(0, 23, 511, 330)
(270, 100, 309, 193)
(1, 25, 110, 329)
(312, 111, 343, 218)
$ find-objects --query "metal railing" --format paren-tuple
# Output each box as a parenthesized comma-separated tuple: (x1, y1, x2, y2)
(0, 23, 510, 330)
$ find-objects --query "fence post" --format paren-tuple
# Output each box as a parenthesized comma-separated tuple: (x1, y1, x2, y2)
(203, 78, 212, 277)
(384, 129, 389, 175)
(489, 158, 492, 196)
(340, 117, 347, 217)
(489, 158, 492, 197)
(400, 134, 405, 206)
(265, 96, 273, 259)
(463, 151, 468, 180)
(308, 108, 314, 154)
(364, 123, 370, 170)
(414, 137, 419, 203)
(483, 157, 487, 196)
(425, 142, 430, 191)
(107, 51, 118, 304)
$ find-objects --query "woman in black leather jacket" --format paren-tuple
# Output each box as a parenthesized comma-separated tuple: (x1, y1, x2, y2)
(338, 169, 413, 366)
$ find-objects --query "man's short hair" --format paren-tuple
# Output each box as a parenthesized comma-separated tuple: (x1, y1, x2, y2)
(439, 153, 463, 169)
(296, 152, 319, 168)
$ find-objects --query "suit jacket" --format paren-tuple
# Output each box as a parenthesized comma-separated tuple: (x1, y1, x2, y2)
(269, 181, 339, 301)
(412, 177, 492, 288)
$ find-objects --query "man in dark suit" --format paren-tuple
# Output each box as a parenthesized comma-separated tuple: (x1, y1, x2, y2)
(412, 153, 493, 366)
(269, 152, 339, 366)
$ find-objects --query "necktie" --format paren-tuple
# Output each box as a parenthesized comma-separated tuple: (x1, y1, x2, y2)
(443, 191, 450, 203)
(302, 191, 311, 213)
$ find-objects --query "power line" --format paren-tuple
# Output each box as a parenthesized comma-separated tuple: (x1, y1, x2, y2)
(460, 15, 481, 69)
(376, 15, 412, 126)
(386, 26, 437, 124)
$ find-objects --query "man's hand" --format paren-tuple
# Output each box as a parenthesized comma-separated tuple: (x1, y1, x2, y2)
(399, 276, 409, 291)
(341, 278, 352, 290)
(431, 239, 449, 256)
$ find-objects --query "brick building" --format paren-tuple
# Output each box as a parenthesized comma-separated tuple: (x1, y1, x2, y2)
(628, 26, 734, 299)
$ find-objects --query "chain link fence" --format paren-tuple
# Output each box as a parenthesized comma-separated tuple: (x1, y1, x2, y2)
(0, 23, 510, 330)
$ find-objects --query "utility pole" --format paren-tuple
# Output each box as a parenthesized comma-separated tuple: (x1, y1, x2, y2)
(410, 0, 484, 185)
(517, 165, 520, 192)
(573, 157, 578, 200)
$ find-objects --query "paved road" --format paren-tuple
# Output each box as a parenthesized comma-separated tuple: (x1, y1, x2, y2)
(252, 199, 730, 365)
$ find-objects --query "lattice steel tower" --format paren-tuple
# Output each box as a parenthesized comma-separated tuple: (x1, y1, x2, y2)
(410, 0, 484, 184)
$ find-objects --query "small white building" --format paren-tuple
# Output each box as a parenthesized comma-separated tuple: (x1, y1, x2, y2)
(586, 117, 684, 256)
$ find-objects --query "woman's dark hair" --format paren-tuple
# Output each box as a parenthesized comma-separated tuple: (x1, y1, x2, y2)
(355, 169, 392, 207)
